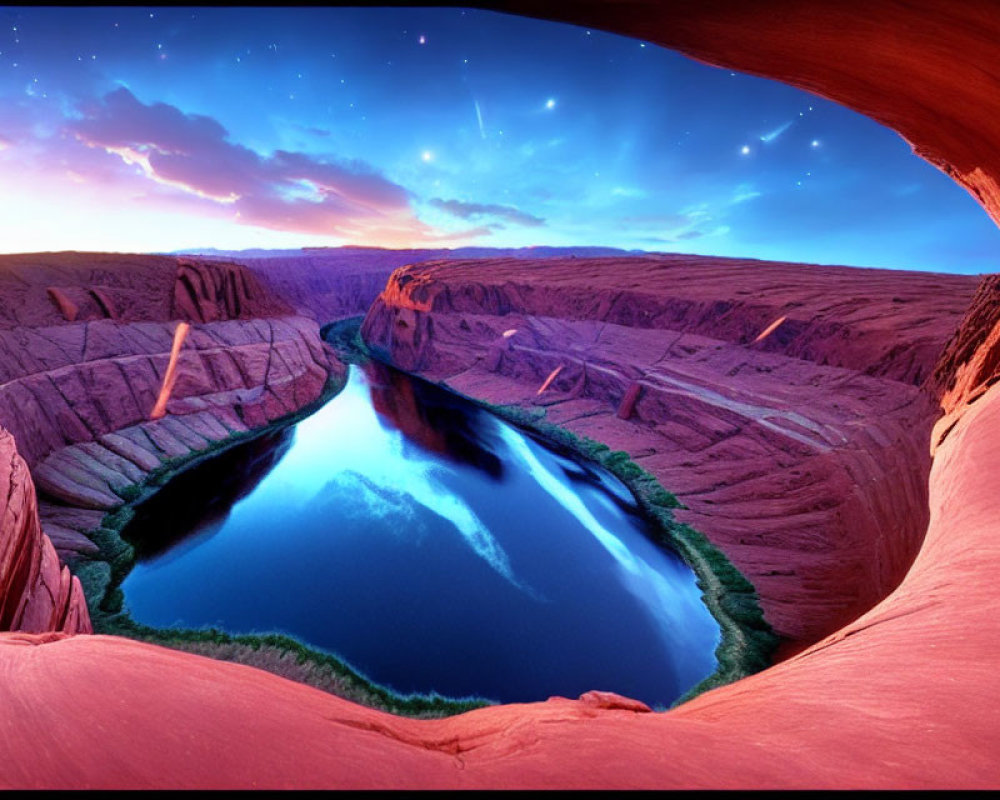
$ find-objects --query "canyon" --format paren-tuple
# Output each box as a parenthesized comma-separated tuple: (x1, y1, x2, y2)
(3, 0, 1000, 788)
(2, 244, 998, 788)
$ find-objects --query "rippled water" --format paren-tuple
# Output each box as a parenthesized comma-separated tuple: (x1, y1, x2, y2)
(120, 362, 719, 706)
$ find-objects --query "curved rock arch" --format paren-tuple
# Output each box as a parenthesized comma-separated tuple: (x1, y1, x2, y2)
(2, 1, 999, 789)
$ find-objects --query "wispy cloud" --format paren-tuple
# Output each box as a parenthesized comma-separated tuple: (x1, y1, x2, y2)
(67, 87, 436, 242)
(732, 183, 762, 203)
(429, 197, 545, 227)
(611, 185, 647, 199)
(619, 208, 711, 242)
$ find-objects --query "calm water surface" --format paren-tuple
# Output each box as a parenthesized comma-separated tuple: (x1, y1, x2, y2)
(121, 363, 719, 706)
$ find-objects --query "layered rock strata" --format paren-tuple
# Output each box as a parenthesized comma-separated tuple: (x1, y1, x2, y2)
(0, 253, 337, 631)
(227, 246, 634, 324)
(362, 255, 979, 647)
(1, 430, 89, 634)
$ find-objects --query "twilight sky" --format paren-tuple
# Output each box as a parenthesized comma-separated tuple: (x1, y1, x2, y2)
(1, 6, 998, 273)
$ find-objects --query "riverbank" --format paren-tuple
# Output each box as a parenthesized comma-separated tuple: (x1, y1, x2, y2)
(344, 310, 777, 702)
(71, 352, 493, 719)
(69, 314, 773, 715)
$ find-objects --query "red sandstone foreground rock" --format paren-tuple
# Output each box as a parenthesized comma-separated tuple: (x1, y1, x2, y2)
(362, 255, 979, 647)
(0, 431, 88, 635)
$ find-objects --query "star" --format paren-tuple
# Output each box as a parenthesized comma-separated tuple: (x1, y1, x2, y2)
(418, 35, 426, 45)
(811, 139, 820, 148)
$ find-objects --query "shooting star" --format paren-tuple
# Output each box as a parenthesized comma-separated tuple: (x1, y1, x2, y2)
(473, 97, 486, 140)
(759, 120, 794, 143)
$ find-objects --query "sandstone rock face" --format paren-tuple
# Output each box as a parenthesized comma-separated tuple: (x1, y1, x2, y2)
(2, 253, 288, 329)
(929, 274, 1000, 453)
(362, 255, 979, 647)
(0, 430, 89, 634)
(228, 246, 637, 324)
(479, 0, 1000, 228)
(0, 315, 333, 472)
(172, 259, 292, 323)
(0, 253, 339, 633)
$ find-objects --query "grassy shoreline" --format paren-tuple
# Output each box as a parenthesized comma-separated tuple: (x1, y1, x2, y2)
(72, 314, 775, 716)
(72, 339, 493, 719)
(468, 402, 778, 704)
(346, 314, 778, 704)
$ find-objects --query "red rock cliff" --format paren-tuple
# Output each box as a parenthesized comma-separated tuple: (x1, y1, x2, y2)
(928, 274, 1000, 452)
(362, 255, 979, 648)
(0, 253, 339, 635)
(1, 430, 89, 634)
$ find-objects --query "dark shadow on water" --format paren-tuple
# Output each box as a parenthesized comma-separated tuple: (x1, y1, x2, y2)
(124, 427, 296, 561)
(117, 363, 720, 707)
(364, 360, 504, 480)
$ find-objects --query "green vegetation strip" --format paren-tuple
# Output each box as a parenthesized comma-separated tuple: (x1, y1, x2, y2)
(96, 615, 490, 718)
(330, 315, 778, 706)
(71, 338, 491, 719)
(70, 313, 775, 718)
(473, 402, 778, 705)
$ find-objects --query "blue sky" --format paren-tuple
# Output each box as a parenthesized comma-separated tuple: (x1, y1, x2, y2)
(0, 6, 997, 272)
